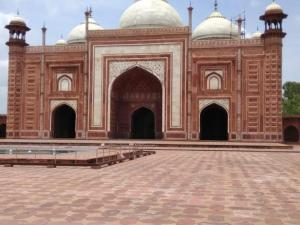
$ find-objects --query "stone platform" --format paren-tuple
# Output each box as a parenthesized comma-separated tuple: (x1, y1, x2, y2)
(0, 139, 293, 152)
(0, 150, 299, 225)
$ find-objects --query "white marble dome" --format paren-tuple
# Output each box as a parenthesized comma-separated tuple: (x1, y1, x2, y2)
(251, 30, 262, 39)
(265, 2, 283, 14)
(9, 15, 26, 25)
(120, 0, 183, 29)
(67, 17, 103, 44)
(193, 10, 239, 40)
(56, 38, 67, 45)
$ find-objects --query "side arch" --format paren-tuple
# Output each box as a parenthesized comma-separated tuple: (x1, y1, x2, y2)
(284, 126, 299, 142)
(0, 124, 6, 138)
(200, 103, 228, 141)
(51, 104, 76, 138)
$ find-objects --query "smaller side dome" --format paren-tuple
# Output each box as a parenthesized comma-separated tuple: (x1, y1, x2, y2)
(193, 10, 239, 40)
(67, 17, 103, 44)
(56, 37, 67, 45)
(265, 2, 283, 14)
(251, 30, 262, 39)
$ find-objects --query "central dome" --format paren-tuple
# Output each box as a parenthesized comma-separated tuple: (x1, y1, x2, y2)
(193, 10, 239, 40)
(120, 0, 183, 29)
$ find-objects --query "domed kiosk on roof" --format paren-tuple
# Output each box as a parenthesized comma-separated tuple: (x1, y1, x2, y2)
(120, 0, 183, 29)
(265, 1, 283, 14)
(9, 15, 26, 25)
(192, 2, 239, 40)
(67, 17, 103, 44)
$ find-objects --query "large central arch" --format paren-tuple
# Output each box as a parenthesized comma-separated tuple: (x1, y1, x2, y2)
(200, 104, 228, 141)
(110, 67, 162, 139)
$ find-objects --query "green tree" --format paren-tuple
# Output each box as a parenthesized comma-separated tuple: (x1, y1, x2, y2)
(283, 82, 300, 116)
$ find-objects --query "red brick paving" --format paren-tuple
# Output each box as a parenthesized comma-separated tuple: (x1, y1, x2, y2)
(0, 150, 299, 225)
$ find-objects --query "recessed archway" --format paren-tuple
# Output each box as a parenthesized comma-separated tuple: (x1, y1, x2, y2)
(200, 104, 228, 141)
(110, 67, 162, 139)
(284, 126, 299, 143)
(131, 107, 155, 139)
(0, 124, 6, 138)
(52, 104, 76, 139)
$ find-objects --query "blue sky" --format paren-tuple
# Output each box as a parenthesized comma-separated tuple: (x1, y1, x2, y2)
(0, 0, 299, 114)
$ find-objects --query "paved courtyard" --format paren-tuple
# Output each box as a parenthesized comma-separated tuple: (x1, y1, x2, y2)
(0, 150, 299, 225)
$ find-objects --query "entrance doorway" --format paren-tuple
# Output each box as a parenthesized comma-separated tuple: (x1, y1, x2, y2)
(200, 104, 228, 140)
(131, 107, 155, 139)
(110, 67, 162, 139)
(284, 126, 299, 142)
(52, 105, 76, 138)
(0, 124, 6, 138)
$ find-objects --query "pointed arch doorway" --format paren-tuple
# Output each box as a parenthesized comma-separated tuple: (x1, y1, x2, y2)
(284, 126, 299, 142)
(52, 104, 76, 138)
(110, 67, 162, 139)
(131, 107, 155, 139)
(200, 104, 228, 141)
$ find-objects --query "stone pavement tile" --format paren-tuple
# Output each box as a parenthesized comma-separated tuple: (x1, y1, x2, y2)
(0, 151, 300, 224)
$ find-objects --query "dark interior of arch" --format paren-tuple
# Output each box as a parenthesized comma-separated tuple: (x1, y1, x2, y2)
(0, 124, 6, 138)
(52, 105, 76, 139)
(131, 107, 155, 139)
(110, 66, 162, 139)
(284, 126, 299, 142)
(200, 104, 228, 141)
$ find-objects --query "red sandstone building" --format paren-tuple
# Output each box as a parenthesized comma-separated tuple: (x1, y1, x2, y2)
(5, 1, 287, 142)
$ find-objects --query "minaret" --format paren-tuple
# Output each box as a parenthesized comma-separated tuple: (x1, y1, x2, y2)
(187, 2, 193, 140)
(5, 14, 30, 138)
(260, 1, 287, 142)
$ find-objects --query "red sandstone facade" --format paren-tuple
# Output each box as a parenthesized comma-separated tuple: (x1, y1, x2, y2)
(4, 4, 287, 142)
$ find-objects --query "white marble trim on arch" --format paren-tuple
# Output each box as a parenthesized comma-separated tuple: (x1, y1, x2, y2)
(199, 99, 229, 113)
(50, 100, 78, 133)
(90, 42, 183, 129)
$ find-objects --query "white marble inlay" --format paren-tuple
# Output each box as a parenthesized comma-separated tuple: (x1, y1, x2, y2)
(109, 60, 165, 83)
(92, 43, 183, 128)
(51, 100, 77, 112)
(199, 99, 229, 112)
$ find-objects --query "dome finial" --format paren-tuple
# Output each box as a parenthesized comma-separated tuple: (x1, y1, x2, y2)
(214, 0, 218, 11)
